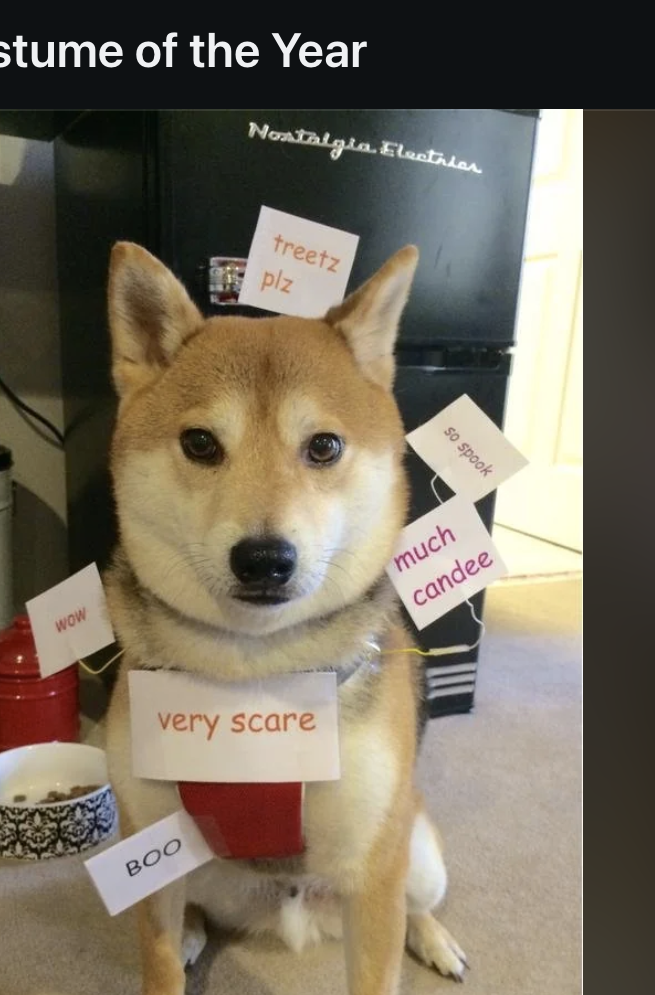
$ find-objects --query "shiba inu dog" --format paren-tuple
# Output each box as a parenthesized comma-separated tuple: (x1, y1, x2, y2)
(104, 242, 467, 994)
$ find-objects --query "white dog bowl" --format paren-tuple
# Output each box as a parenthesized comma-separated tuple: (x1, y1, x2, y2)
(0, 742, 118, 860)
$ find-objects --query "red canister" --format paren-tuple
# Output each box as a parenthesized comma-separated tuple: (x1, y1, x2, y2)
(0, 615, 80, 752)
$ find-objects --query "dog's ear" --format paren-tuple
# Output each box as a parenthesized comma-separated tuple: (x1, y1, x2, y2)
(325, 245, 419, 390)
(108, 241, 203, 399)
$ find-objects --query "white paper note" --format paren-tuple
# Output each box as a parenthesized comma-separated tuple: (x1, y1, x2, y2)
(129, 670, 340, 783)
(238, 205, 359, 317)
(386, 494, 507, 629)
(84, 809, 214, 916)
(406, 394, 528, 502)
(26, 563, 116, 677)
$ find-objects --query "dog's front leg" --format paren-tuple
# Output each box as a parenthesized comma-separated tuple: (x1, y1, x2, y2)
(138, 879, 187, 995)
(342, 852, 408, 995)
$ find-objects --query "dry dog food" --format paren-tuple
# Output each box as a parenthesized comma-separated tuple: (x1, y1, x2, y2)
(12, 784, 100, 804)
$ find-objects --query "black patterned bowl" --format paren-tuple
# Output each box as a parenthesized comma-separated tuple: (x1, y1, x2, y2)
(0, 743, 119, 860)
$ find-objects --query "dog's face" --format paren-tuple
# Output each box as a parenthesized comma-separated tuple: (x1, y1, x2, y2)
(108, 243, 418, 636)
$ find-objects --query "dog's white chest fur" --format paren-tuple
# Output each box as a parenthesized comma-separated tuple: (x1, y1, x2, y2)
(188, 862, 343, 953)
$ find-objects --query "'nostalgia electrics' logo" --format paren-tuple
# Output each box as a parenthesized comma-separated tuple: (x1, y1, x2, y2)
(247, 120, 483, 174)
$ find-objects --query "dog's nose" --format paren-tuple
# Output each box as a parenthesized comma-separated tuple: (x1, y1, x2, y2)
(230, 537, 297, 586)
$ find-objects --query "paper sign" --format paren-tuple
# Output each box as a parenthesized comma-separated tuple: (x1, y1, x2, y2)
(129, 670, 340, 783)
(26, 563, 115, 677)
(405, 394, 528, 502)
(386, 494, 507, 629)
(84, 809, 214, 916)
(238, 205, 359, 317)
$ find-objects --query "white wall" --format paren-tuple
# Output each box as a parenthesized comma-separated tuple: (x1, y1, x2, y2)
(0, 134, 68, 615)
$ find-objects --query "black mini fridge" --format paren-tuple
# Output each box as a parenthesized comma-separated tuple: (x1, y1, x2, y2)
(54, 109, 539, 717)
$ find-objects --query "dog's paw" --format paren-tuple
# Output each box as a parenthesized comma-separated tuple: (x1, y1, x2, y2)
(406, 913, 468, 982)
(182, 904, 208, 968)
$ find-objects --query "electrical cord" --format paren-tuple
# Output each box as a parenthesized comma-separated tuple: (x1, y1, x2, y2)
(0, 372, 65, 447)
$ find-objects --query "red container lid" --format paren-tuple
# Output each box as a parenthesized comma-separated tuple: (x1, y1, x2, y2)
(0, 615, 42, 678)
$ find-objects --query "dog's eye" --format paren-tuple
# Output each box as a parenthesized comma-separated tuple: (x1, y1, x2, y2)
(305, 433, 344, 466)
(180, 428, 222, 464)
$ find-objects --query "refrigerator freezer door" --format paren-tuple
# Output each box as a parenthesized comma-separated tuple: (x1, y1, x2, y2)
(159, 110, 537, 348)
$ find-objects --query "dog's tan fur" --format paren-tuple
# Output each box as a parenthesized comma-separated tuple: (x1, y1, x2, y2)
(104, 242, 466, 994)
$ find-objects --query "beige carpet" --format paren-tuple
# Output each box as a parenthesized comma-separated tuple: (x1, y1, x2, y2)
(0, 579, 582, 995)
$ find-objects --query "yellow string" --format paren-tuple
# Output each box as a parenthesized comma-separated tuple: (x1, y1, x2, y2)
(75, 645, 454, 675)
(381, 647, 435, 658)
(77, 647, 125, 676)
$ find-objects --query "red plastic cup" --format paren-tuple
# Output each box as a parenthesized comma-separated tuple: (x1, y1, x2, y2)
(178, 781, 304, 859)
